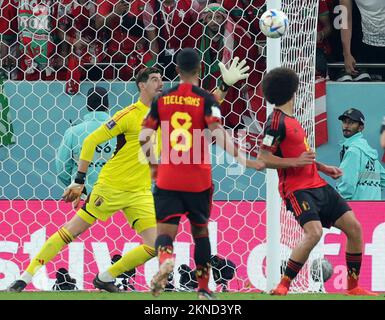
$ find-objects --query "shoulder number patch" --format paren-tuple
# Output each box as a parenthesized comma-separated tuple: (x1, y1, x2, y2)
(211, 106, 221, 118)
(106, 119, 117, 130)
(262, 134, 274, 147)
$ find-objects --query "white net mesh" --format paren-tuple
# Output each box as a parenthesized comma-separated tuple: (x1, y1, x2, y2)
(0, 0, 322, 292)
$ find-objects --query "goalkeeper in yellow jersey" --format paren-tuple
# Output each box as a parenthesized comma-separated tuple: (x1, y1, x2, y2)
(8, 67, 164, 292)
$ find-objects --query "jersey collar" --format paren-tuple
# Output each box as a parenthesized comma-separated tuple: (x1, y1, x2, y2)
(83, 111, 110, 121)
(136, 99, 150, 110)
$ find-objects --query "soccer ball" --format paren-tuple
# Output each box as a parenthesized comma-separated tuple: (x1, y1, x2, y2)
(259, 9, 289, 38)
(311, 258, 334, 282)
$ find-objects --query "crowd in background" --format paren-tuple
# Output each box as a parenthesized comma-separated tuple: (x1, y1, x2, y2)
(0, 0, 384, 95)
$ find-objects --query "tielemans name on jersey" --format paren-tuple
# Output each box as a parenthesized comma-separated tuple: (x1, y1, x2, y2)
(163, 95, 201, 107)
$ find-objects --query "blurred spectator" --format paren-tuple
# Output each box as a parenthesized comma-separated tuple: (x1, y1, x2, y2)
(193, 0, 210, 12)
(56, 87, 115, 194)
(18, 0, 60, 80)
(57, 0, 103, 94)
(222, 0, 265, 40)
(339, 0, 385, 81)
(96, 0, 152, 81)
(143, 0, 200, 80)
(0, 0, 18, 80)
(336, 108, 385, 200)
(187, 3, 264, 129)
(316, 0, 332, 78)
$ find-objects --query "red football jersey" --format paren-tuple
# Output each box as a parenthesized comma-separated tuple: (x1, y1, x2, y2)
(260, 109, 327, 198)
(143, 83, 221, 192)
(96, 0, 146, 54)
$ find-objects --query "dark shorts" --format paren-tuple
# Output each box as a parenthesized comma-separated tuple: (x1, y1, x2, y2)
(153, 185, 213, 226)
(285, 184, 351, 228)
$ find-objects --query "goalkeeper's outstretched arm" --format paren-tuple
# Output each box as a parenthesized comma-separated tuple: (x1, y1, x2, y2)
(212, 57, 250, 102)
(61, 125, 115, 206)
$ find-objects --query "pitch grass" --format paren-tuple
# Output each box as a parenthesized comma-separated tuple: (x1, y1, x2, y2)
(0, 291, 384, 300)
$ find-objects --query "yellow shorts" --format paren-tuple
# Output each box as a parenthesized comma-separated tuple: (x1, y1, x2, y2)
(77, 183, 156, 234)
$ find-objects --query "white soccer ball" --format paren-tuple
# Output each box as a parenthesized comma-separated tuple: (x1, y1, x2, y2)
(311, 258, 334, 282)
(259, 9, 289, 38)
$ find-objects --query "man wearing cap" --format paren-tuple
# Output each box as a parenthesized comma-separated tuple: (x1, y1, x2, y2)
(336, 108, 385, 200)
(56, 87, 115, 195)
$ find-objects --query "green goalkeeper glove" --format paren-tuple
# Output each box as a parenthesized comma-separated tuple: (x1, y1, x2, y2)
(218, 57, 250, 89)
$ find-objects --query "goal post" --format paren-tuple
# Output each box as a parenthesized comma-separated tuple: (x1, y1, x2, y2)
(265, 0, 282, 294)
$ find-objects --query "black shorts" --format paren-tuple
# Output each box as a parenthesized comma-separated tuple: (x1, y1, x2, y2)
(153, 185, 213, 226)
(285, 185, 351, 228)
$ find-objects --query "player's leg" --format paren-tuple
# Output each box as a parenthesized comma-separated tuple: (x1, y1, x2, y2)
(96, 196, 158, 291)
(272, 189, 323, 295)
(150, 222, 179, 296)
(8, 212, 93, 292)
(94, 226, 157, 293)
(272, 220, 323, 295)
(184, 186, 216, 300)
(191, 224, 214, 299)
(150, 186, 185, 296)
(94, 189, 158, 292)
(323, 185, 377, 296)
(334, 210, 378, 296)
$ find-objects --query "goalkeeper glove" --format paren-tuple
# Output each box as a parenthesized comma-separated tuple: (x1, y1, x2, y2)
(218, 57, 250, 90)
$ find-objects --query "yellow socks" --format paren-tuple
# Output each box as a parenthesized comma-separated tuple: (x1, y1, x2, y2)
(105, 245, 156, 279)
(25, 227, 74, 276)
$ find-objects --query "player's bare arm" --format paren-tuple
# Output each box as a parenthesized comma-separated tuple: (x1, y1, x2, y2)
(207, 122, 265, 171)
(315, 161, 343, 179)
(257, 148, 315, 169)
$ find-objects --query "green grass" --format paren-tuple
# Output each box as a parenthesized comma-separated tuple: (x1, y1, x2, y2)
(0, 291, 384, 300)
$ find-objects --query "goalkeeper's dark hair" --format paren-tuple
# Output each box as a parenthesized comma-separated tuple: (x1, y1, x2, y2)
(176, 48, 200, 75)
(262, 67, 299, 106)
(135, 67, 162, 90)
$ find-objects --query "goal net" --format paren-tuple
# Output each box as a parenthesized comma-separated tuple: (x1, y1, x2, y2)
(0, 0, 322, 292)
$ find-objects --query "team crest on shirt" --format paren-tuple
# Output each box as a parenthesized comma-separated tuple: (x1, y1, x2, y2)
(262, 134, 274, 147)
(106, 119, 117, 130)
(94, 196, 104, 207)
(301, 201, 310, 211)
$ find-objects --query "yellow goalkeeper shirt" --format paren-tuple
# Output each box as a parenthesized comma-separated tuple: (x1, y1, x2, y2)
(80, 99, 157, 192)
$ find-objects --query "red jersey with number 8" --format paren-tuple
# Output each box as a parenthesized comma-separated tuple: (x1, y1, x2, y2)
(142, 83, 221, 192)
